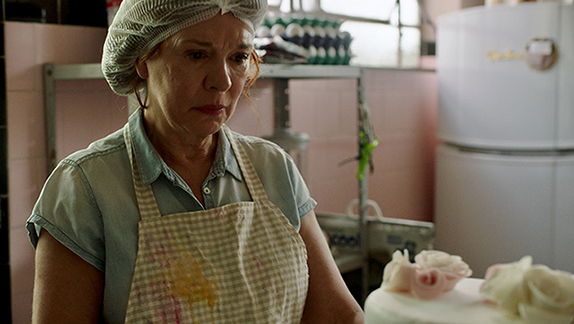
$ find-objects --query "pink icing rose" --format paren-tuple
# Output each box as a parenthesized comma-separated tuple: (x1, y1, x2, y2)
(382, 250, 473, 300)
(414, 250, 472, 291)
(382, 249, 417, 292)
(411, 267, 447, 299)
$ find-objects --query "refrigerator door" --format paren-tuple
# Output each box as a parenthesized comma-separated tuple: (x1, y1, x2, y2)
(434, 145, 574, 277)
(437, 3, 573, 150)
(555, 158, 574, 273)
(557, 5, 574, 149)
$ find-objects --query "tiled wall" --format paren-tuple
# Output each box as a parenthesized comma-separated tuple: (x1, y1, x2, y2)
(283, 68, 438, 221)
(231, 65, 438, 221)
(363, 68, 438, 221)
(6, 22, 126, 324)
(6, 22, 438, 323)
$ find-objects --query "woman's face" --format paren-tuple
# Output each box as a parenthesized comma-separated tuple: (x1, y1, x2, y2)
(136, 12, 254, 140)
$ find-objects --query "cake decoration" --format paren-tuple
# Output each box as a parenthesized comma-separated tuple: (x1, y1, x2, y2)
(480, 256, 574, 324)
(382, 249, 473, 299)
(368, 252, 574, 323)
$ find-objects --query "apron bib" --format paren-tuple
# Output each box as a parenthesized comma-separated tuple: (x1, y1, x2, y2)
(123, 125, 308, 323)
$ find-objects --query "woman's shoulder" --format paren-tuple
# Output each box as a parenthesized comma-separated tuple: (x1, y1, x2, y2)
(229, 130, 302, 184)
(61, 128, 126, 167)
(231, 131, 291, 160)
(232, 131, 278, 146)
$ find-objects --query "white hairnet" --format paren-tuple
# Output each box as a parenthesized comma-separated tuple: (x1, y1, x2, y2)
(102, 0, 268, 96)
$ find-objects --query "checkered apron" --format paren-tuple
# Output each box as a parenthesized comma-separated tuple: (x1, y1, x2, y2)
(123, 125, 309, 323)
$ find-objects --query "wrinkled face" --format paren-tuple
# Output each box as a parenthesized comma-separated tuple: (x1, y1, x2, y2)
(135, 12, 254, 139)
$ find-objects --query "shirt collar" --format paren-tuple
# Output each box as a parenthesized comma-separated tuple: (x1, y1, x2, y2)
(210, 126, 243, 182)
(127, 108, 243, 186)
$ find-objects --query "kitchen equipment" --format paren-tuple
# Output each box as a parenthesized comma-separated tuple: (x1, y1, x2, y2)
(317, 199, 434, 270)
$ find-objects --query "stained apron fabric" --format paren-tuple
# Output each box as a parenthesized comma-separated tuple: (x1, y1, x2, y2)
(123, 125, 309, 323)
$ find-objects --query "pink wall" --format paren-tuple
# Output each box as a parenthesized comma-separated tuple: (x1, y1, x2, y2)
(232, 65, 439, 220)
(6, 22, 437, 323)
(265, 67, 438, 219)
(6, 22, 127, 324)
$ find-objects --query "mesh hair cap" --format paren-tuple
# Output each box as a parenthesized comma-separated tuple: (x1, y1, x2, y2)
(102, 0, 268, 96)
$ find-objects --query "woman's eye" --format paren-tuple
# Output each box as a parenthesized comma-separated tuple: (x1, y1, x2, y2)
(234, 54, 250, 63)
(187, 51, 204, 60)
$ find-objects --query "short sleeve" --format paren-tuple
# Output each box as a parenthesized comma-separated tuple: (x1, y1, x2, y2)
(26, 160, 106, 271)
(283, 153, 317, 219)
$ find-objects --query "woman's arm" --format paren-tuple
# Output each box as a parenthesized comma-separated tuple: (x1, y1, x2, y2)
(299, 210, 364, 324)
(32, 229, 104, 324)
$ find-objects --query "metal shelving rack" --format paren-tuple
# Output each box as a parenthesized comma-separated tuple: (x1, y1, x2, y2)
(43, 62, 373, 302)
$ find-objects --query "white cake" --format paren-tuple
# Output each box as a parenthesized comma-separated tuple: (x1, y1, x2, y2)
(367, 250, 574, 324)
(364, 278, 523, 324)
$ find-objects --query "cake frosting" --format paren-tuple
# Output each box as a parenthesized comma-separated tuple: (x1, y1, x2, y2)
(364, 278, 521, 324)
(365, 251, 574, 324)
(480, 256, 574, 324)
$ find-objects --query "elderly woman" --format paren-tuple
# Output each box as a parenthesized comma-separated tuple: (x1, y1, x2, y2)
(26, 0, 363, 323)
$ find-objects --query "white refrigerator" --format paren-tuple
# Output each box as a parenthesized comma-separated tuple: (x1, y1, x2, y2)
(434, 2, 574, 277)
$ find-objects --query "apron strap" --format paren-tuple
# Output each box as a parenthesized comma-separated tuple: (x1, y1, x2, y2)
(123, 125, 162, 220)
(222, 125, 268, 202)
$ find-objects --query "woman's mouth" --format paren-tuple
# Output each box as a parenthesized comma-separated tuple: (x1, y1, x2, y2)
(194, 104, 226, 116)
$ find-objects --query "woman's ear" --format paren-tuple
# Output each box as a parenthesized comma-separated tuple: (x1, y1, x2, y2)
(135, 58, 149, 79)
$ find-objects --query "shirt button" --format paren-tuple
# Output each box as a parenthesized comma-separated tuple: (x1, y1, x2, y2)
(203, 187, 211, 195)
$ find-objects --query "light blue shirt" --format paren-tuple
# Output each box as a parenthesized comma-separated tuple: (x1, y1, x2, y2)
(26, 108, 316, 323)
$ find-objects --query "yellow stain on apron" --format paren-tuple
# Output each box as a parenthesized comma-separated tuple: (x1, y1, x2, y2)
(144, 230, 219, 323)
(167, 251, 220, 324)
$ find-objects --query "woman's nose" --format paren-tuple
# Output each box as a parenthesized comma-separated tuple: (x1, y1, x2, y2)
(205, 60, 232, 92)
